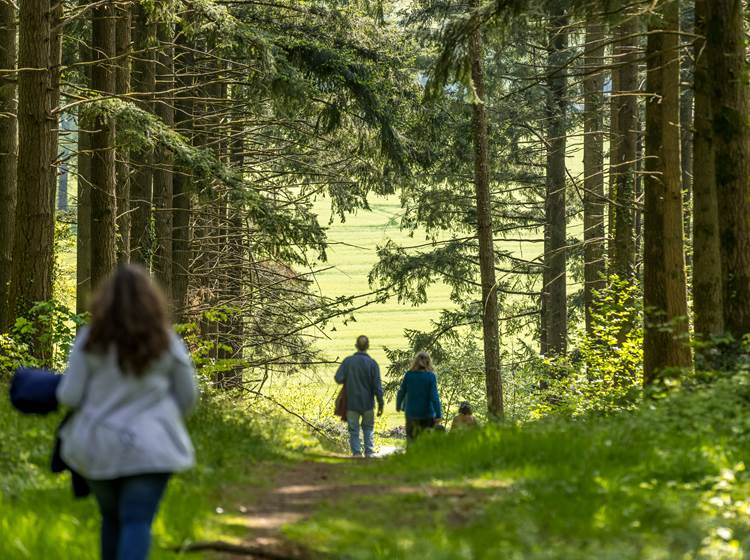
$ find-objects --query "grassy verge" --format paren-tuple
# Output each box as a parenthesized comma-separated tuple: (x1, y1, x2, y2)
(285, 373, 750, 559)
(0, 390, 307, 559)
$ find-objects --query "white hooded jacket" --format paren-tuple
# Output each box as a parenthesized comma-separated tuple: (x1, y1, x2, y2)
(56, 327, 199, 480)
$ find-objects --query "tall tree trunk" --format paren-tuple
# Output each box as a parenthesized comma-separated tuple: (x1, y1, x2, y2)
(225, 114, 245, 388)
(115, 5, 131, 263)
(90, 0, 117, 289)
(543, 8, 568, 356)
(643, 0, 692, 384)
(76, 21, 91, 317)
(0, 0, 17, 329)
(582, 19, 605, 335)
(692, 0, 723, 339)
(607, 36, 620, 266)
(172, 26, 193, 319)
(469, 0, 503, 417)
(680, 2, 695, 254)
(129, 3, 155, 265)
(48, 0, 62, 225)
(7, 0, 53, 334)
(611, 14, 638, 280)
(706, 0, 750, 339)
(153, 22, 174, 299)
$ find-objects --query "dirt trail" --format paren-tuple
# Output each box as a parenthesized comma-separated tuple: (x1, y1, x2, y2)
(219, 453, 401, 559)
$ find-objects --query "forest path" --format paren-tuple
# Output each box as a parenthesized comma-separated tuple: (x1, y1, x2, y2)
(214, 448, 403, 560)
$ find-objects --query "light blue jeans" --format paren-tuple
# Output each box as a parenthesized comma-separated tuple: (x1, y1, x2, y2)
(346, 410, 375, 457)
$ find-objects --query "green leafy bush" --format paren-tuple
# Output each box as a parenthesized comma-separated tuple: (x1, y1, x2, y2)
(534, 276, 644, 417)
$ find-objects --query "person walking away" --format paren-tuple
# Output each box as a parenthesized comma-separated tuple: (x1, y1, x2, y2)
(334, 335, 384, 457)
(56, 264, 199, 560)
(396, 351, 443, 441)
(450, 401, 479, 431)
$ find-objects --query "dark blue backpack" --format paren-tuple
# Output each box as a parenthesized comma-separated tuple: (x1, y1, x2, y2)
(9, 367, 61, 414)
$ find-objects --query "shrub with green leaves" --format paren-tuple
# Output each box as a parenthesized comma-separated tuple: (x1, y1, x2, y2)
(534, 276, 644, 417)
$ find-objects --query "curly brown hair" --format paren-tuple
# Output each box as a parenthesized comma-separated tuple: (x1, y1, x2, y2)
(84, 264, 171, 376)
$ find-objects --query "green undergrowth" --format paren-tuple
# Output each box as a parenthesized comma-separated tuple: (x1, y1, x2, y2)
(0, 390, 309, 560)
(286, 372, 750, 559)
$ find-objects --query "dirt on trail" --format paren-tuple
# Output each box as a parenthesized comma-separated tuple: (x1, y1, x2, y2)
(215, 456, 399, 560)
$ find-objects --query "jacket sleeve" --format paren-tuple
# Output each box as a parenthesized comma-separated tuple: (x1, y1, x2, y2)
(334, 359, 347, 385)
(396, 375, 407, 412)
(372, 361, 384, 409)
(170, 333, 199, 417)
(431, 373, 442, 419)
(56, 328, 91, 408)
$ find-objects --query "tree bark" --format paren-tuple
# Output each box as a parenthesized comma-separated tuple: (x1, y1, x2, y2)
(76, 19, 91, 317)
(706, 0, 750, 339)
(468, 0, 503, 418)
(643, 0, 693, 385)
(172, 26, 193, 319)
(115, 5, 131, 263)
(680, 3, 695, 254)
(582, 19, 605, 335)
(153, 22, 175, 299)
(611, 13, 638, 280)
(90, 0, 117, 289)
(692, 0, 723, 338)
(129, 3, 155, 265)
(543, 8, 568, 356)
(48, 0, 62, 226)
(0, 0, 17, 329)
(7, 0, 54, 329)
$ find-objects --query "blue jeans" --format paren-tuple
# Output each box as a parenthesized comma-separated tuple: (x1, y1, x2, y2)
(346, 410, 375, 456)
(87, 473, 171, 560)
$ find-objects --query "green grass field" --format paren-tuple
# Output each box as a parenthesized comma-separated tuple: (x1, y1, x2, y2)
(309, 195, 456, 367)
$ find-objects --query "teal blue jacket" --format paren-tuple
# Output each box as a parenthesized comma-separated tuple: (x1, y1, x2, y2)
(396, 370, 442, 420)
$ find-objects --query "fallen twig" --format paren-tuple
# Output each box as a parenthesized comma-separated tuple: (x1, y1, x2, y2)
(171, 540, 320, 559)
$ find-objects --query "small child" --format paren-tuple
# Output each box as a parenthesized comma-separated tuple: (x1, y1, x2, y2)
(450, 401, 479, 431)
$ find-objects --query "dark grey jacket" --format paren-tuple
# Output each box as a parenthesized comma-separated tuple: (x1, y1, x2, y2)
(334, 352, 384, 412)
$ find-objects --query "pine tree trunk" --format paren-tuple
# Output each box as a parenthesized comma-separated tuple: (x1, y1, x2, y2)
(225, 114, 245, 388)
(115, 5, 131, 263)
(543, 8, 568, 356)
(90, 0, 117, 289)
(643, 0, 693, 384)
(153, 22, 174, 299)
(607, 36, 620, 265)
(172, 27, 193, 320)
(76, 26, 92, 317)
(7, 0, 53, 329)
(469, 0, 503, 417)
(583, 19, 605, 335)
(48, 0, 62, 224)
(706, 0, 750, 339)
(611, 14, 638, 279)
(680, 3, 695, 254)
(692, 0, 723, 338)
(0, 0, 17, 329)
(129, 3, 155, 265)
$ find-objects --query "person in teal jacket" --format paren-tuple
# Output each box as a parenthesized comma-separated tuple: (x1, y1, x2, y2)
(396, 351, 442, 441)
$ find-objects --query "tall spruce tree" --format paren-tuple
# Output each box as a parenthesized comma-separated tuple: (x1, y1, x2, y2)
(0, 0, 17, 329)
(7, 0, 54, 335)
(643, 0, 692, 384)
(469, 0, 503, 417)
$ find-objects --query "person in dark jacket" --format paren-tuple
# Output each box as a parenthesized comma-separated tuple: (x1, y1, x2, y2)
(396, 351, 443, 441)
(334, 335, 384, 457)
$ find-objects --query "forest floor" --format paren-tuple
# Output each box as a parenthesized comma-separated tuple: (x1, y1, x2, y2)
(214, 456, 396, 560)
(211, 450, 490, 560)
